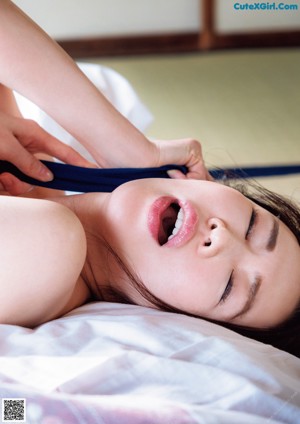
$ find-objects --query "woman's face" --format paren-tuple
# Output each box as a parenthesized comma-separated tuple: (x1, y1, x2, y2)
(103, 179, 300, 328)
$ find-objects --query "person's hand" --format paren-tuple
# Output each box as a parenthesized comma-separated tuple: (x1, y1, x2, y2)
(151, 138, 213, 181)
(0, 111, 92, 195)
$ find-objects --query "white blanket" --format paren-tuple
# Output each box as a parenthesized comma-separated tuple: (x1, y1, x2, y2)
(0, 303, 299, 424)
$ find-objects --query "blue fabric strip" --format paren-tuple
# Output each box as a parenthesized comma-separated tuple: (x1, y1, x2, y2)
(0, 160, 299, 193)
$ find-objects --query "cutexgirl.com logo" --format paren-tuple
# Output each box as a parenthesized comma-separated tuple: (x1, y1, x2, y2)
(233, 2, 299, 10)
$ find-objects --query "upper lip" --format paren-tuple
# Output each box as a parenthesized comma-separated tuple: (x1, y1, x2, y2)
(148, 196, 198, 248)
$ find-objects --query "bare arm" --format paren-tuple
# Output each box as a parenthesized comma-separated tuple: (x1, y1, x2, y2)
(0, 0, 157, 168)
(0, 1, 211, 182)
(0, 83, 22, 117)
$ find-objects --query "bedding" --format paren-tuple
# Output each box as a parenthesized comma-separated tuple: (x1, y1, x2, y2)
(0, 303, 299, 424)
(2, 63, 299, 423)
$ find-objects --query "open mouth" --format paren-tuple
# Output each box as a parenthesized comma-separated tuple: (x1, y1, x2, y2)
(148, 196, 198, 248)
(158, 202, 183, 245)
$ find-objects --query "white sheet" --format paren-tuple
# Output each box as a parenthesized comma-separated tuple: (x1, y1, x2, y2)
(0, 303, 299, 424)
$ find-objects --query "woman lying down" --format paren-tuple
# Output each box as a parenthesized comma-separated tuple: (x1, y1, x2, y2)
(0, 0, 299, 359)
(1, 164, 300, 357)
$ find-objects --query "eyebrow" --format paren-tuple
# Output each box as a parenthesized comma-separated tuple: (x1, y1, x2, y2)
(266, 217, 279, 252)
(230, 275, 262, 321)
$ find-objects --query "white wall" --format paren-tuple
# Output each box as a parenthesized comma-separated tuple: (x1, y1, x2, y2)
(216, 0, 300, 33)
(13, 0, 201, 39)
(13, 0, 300, 40)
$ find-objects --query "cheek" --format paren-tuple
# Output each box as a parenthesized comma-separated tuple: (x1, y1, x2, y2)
(133, 248, 220, 315)
(272, 228, 300, 290)
(105, 197, 148, 252)
(250, 235, 300, 327)
(272, 247, 300, 320)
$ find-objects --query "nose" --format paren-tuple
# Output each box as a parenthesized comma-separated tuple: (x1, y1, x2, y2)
(198, 218, 230, 257)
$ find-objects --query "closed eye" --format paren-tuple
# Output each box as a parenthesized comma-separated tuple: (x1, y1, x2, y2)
(219, 209, 257, 307)
(245, 208, 257, 240)
(219, 271, 234, 303)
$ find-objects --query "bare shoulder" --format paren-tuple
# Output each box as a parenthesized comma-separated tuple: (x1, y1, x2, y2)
(0, 196, 87, 327)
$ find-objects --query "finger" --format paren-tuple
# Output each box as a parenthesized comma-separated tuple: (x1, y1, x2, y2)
(186, 157, 213, 180)
(16, 120, 93, 167)
(42, 138, 94, 168)
(0, 136, 54, 181)
(180, 139, 212, 180)
(186, 169, 213, 181)
(167, 169, 187, 179)
(0, 173, 33, 196)
(205, 170, 215, 182)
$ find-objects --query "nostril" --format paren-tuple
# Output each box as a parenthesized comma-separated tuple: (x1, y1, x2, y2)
(210, 223, 217, 230)
(204, 239, 211, 247)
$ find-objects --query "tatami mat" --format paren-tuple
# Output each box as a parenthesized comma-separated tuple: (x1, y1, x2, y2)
(89, 49, 300, 200)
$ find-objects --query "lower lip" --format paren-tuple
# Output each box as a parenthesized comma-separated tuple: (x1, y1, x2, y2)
(148, 196, 198, 248)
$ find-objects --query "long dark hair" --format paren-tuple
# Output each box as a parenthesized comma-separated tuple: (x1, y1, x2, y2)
(98, 178, 300, 358)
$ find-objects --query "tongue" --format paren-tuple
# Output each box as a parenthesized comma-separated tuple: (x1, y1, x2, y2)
(158, 204, 178, 245)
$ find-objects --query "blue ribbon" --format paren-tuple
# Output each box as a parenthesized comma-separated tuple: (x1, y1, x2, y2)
(0, 160, 299, 193)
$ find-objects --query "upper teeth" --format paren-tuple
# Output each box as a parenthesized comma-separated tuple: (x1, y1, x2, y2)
(168, 207, 184, 240)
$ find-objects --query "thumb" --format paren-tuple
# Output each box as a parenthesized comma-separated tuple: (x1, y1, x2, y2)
(167, 169, 187, 179)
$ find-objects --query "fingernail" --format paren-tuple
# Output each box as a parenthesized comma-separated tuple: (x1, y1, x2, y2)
(167, 170, 178, 178)
(40, 166, 53, 181)
(167, 170, 185, 179)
